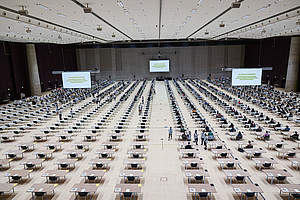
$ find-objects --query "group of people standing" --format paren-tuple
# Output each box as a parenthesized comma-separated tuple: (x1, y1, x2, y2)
(168, 127, 210, 149)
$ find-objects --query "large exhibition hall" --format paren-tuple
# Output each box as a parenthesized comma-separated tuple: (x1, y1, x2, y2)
(0, 0, 299, 199)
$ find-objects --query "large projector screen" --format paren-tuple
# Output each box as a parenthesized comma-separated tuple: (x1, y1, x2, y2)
(232, 68, 262, 86)
(149, 60, 170, 72)
(62, 71, 91, 88)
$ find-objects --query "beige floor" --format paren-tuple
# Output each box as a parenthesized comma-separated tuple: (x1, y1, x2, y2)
(0, 80, 299, 200)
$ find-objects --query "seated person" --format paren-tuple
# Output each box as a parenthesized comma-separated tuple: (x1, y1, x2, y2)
(274, 122, 281, 127)
(229, 127, 236, 132)
(207, 131, 215, 140)
(182, 133, 187, 141)
(185, 142, 193, 149)
(229, 123, 234, 129)
(245, 140, 253, 148)
(290, 131, 299, 140)
(282, 125, 290, 132)
(235, 131, 243, 140)
(256, 126, 263, 132)
(204, 125, 210, 132)
(262, 131, 270, 140)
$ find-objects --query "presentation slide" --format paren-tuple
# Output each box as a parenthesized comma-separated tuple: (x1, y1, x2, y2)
(232, 68, 262, 86)
(62, 71, 91, 88)
(149, 60, 170, 72)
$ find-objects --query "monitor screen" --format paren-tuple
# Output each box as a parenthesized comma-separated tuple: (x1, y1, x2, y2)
(149, 60, 170, 72)
(62, 71, 91, 88)
(232, 68, 262, 86)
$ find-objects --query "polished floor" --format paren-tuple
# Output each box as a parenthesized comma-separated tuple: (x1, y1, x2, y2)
(0, 80, 299, 200)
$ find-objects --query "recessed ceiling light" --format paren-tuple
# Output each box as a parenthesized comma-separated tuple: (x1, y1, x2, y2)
(58, 13, 66, 17)
(124, 10, 130, 15)
(191, 9, 197, 14)
(242, 14, 250, 19)
(36, 4, 48, 10)
(117, 1, 124, 8)
(73, 20, 81, 24)
(129, 18, 134, 22)
(197, 0, 204, 6)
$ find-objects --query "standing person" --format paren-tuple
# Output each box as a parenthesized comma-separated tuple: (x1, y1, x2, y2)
(201, 131, 205, 145)
(168, 127, 173, 140)
(194, 130, 198, 145)
(70, 108, 73, 118)
(59, 109, 62, 121)
(187, 131, 192, 141)
(204, 133, 208, 150)
(142, 96, 144, 104)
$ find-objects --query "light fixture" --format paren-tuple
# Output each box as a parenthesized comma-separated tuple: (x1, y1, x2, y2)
(231, 1, 241, 8)
(205, 30, 209, 35)
(197, 0, 204, 6)
(117, 1, 124, 8)
(18, 6, 29, 15)
(58, 13, 67, 17)
(73, 20, 81, 24)
(124, 10, 130, 15)
(97, 25, 102, 31)
(26, 28, 31, 33)
(36, 4, 48, 10)
(83, 4, 92, 13)
(296, 19, 300, 26)
(261, 29, 266, 34)
(112, 33, 116, 37)
(58, 35, 62, 39)
(191, 9, 197, 14)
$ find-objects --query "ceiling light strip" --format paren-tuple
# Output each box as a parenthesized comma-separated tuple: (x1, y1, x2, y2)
(158, 0, 163, 39)
(0, 5, 107, 42)
(70, 0, 133, 40)
(213, 5, 300, 39)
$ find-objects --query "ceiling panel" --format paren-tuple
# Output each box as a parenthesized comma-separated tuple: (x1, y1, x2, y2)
(0, 0, 299, 44)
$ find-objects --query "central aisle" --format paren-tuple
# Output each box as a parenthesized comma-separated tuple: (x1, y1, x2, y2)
(143, 81, 187, 200)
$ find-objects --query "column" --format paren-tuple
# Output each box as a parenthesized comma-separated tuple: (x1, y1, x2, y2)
(285, 37, 300, 92)
(26, 44, 41, 96)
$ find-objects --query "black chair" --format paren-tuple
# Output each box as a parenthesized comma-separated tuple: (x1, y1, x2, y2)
(226, 163, 234, 168)
(78, 192, 89, 198)
(235, 176, 245, 183)
(275, 144, 283, 148)
(35, 192, 46, 198)
(101, 153, 108, 158)
(262, 162, 272, 168)
(133, 154, 139, 158)
(38, 153, 46, 158)
(20, 145, 28, 150)
(287, 153, 296, 157)
(2, 137, 9, 140)
(48, 176, 58, 182)
(87, 176, 97, 182)
(131, 163, 138, 168)
(86, 136, 92, 140)
(253, 153, 261, 157)
(244, 192, 255, 198)
(69, 153, 77, 158)
(216, 146, 222, 149)
(26, 163, 35, 169)
(8, 153, 16, 158)
(220, 153, 227, 158)
(190, 163, 198, 168)
(195, 175, 204, 183)
(106, 145, 112, 149)
(123, 192, 133, 199)
(35, 136, 42, 140)
(48, 145, 55, 150)
(137, 135, 144, 139)
(60, 136, 66, 140)
(127, 176, 135, 183)
(112, 136, 117, 140)
(96, 163, 103, 168)
(276, 176, 286, 183)
(60, 163, 69, 169)
(12, 175, 22, 183)
(77, 145, 84, 149)
(185, 152, 193, 158)
(292, 193, 300, 199)
(135, 145, 141, 149)
(198, 192, 208, 198)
